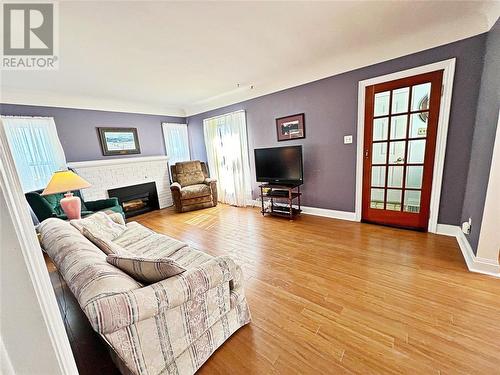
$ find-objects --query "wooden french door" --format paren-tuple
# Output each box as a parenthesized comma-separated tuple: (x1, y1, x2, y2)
(362, 70, 443, 231)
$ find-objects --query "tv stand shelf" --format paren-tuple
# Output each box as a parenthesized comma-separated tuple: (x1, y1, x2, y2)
(259, 183, 302, 220)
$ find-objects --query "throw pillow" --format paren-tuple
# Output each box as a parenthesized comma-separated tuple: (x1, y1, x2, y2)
(71, 211, 126, 241)
(82, 227, 128, 255)
(106, 254, 186, 283)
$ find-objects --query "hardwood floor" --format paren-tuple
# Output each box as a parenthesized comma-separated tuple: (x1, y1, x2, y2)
(47, 205, 500, 374)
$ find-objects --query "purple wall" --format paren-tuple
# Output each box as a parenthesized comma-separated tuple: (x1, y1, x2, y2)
(187, 33, 487, 225)
(0, 104, 184, 162)
(461, 20, 500, 254)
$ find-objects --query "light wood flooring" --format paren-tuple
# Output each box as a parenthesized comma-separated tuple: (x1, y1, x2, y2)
(48, 205, 500, 374)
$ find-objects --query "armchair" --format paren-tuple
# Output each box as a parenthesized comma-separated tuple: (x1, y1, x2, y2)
(170, 160, 218, 212)
(26, 189, 124, 222)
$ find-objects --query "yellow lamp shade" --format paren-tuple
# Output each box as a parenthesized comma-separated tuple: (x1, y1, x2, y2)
(41, 170, 91, 195)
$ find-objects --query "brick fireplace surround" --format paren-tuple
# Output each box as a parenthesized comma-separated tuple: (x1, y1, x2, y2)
(67, 156, 173, 209)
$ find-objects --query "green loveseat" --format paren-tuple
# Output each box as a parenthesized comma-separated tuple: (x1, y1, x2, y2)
(26, 189, 124, 222)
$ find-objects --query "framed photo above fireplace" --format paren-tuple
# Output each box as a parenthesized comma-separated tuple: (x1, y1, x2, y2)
(276, 113, 305, 141)
(97, 127, 141, 156)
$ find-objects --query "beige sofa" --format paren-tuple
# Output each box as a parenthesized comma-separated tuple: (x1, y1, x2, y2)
(38, 217, 250, 375)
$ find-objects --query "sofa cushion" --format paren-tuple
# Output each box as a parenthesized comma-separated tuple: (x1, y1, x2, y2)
(113, 221, 187, 258)
(175, 161, 205, 186)
(82, 227, 129, 255)
(71, 212, 126, 241)
(107, 254, 186, 283)
(181, 184, 211, 199)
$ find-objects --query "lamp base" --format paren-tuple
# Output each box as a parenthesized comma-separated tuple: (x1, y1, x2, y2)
(60, 192, 81, 220)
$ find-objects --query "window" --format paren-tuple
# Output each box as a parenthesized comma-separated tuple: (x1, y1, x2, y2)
(1, 116, 67, 192)
(203, 110, 251, 207)
(161, 123, 190, 165)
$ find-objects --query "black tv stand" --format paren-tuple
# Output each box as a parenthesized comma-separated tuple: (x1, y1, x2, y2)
(259, 183, 302, 220)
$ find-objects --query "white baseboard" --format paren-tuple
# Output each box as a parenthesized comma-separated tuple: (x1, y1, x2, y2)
(249, 199, 356, 221)
(436, 224, 500, 277)
(300, 206, 356, 221)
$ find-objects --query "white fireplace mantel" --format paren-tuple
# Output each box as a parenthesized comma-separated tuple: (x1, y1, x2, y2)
(67, 155, 169, 169)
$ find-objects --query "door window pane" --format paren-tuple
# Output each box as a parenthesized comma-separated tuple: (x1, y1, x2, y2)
(390, 115, 407, 140)
(374, 91, 390, 116)
(392, 87, 409, 114)
(388, 141, 406, 164)
(387, 166, 403, 188)
(408, 139, 426, 164)
(386, 189, 402, 211)
(411, 83, 431, 111)
(370, 188, 385, 209)
(372, 142, 387, 164)
(373, 118, 388, 141)
(404, 190, 421, 213)
(409, 113, 428, 138)
(371, 166, 386, 187)
(406, 166, 423, 189)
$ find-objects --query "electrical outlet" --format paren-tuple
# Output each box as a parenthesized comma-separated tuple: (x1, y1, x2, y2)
(344, 135, 353, 144)
(462, 218, 472, 234)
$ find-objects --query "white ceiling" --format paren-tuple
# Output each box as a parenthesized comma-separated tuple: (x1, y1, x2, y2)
(1, 1, 499, 117)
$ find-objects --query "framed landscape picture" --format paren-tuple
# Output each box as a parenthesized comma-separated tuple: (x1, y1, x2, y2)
(97, 127, 141, 156)
(276, 113, 305, 141)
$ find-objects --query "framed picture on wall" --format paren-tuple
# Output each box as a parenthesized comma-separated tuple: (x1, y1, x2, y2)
(276, 113, 305, 141)
(97, 127, 141, 156)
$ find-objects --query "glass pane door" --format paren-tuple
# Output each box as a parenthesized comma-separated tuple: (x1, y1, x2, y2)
(362, 71, 443, 231)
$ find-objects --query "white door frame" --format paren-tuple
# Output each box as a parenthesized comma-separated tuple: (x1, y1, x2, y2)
(0, 121, 78, 374)
(476, 110, 500, 266)
(355, 58, 456, 233)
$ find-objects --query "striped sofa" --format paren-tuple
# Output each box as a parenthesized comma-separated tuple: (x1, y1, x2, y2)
(38, 217, 251, 375)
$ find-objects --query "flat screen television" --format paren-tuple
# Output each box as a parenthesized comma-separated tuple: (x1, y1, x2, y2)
(254, 145, 303, 185)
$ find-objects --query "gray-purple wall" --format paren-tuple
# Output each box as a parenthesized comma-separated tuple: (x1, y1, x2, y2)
(187, 33, 487, 225)
(0, 104, 184, 162)
(461, 20, 500, 254)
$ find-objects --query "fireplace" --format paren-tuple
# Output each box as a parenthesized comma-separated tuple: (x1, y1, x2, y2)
(108, 182, 160, 218)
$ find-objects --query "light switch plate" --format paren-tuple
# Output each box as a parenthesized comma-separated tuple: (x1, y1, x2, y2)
(344, 135, 353, 144)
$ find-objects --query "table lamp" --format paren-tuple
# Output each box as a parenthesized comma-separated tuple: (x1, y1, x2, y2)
(41, 170, 92, 220)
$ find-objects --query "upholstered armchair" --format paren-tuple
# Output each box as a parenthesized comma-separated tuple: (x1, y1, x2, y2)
(170, 161, 218, 213)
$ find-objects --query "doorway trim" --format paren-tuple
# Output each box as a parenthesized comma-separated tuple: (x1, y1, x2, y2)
(0, 122, 78, 374)
(355, 58, 456, 233)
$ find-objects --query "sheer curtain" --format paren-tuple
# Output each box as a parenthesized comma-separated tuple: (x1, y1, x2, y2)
(161, 122, 190, 165)
(203, 110, 252, 207)
(1, 116, 67, 192)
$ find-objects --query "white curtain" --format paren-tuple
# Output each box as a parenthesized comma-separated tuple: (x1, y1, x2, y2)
(162, 122, 190, 165)
(1, 116, 67, 192)
(203, 110, 252, 207)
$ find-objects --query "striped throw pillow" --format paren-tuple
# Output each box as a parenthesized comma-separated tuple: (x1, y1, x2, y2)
(106, 254, 186, 283)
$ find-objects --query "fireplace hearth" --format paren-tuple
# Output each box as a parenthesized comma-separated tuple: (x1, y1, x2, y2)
(108, 182, 160, 218)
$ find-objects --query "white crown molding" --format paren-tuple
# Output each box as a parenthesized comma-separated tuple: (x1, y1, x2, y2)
(1, 87, 186, 118)
(436, 224, 500, 277)
(67, 155, 168, 169)
(184, 20, 489, 116)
